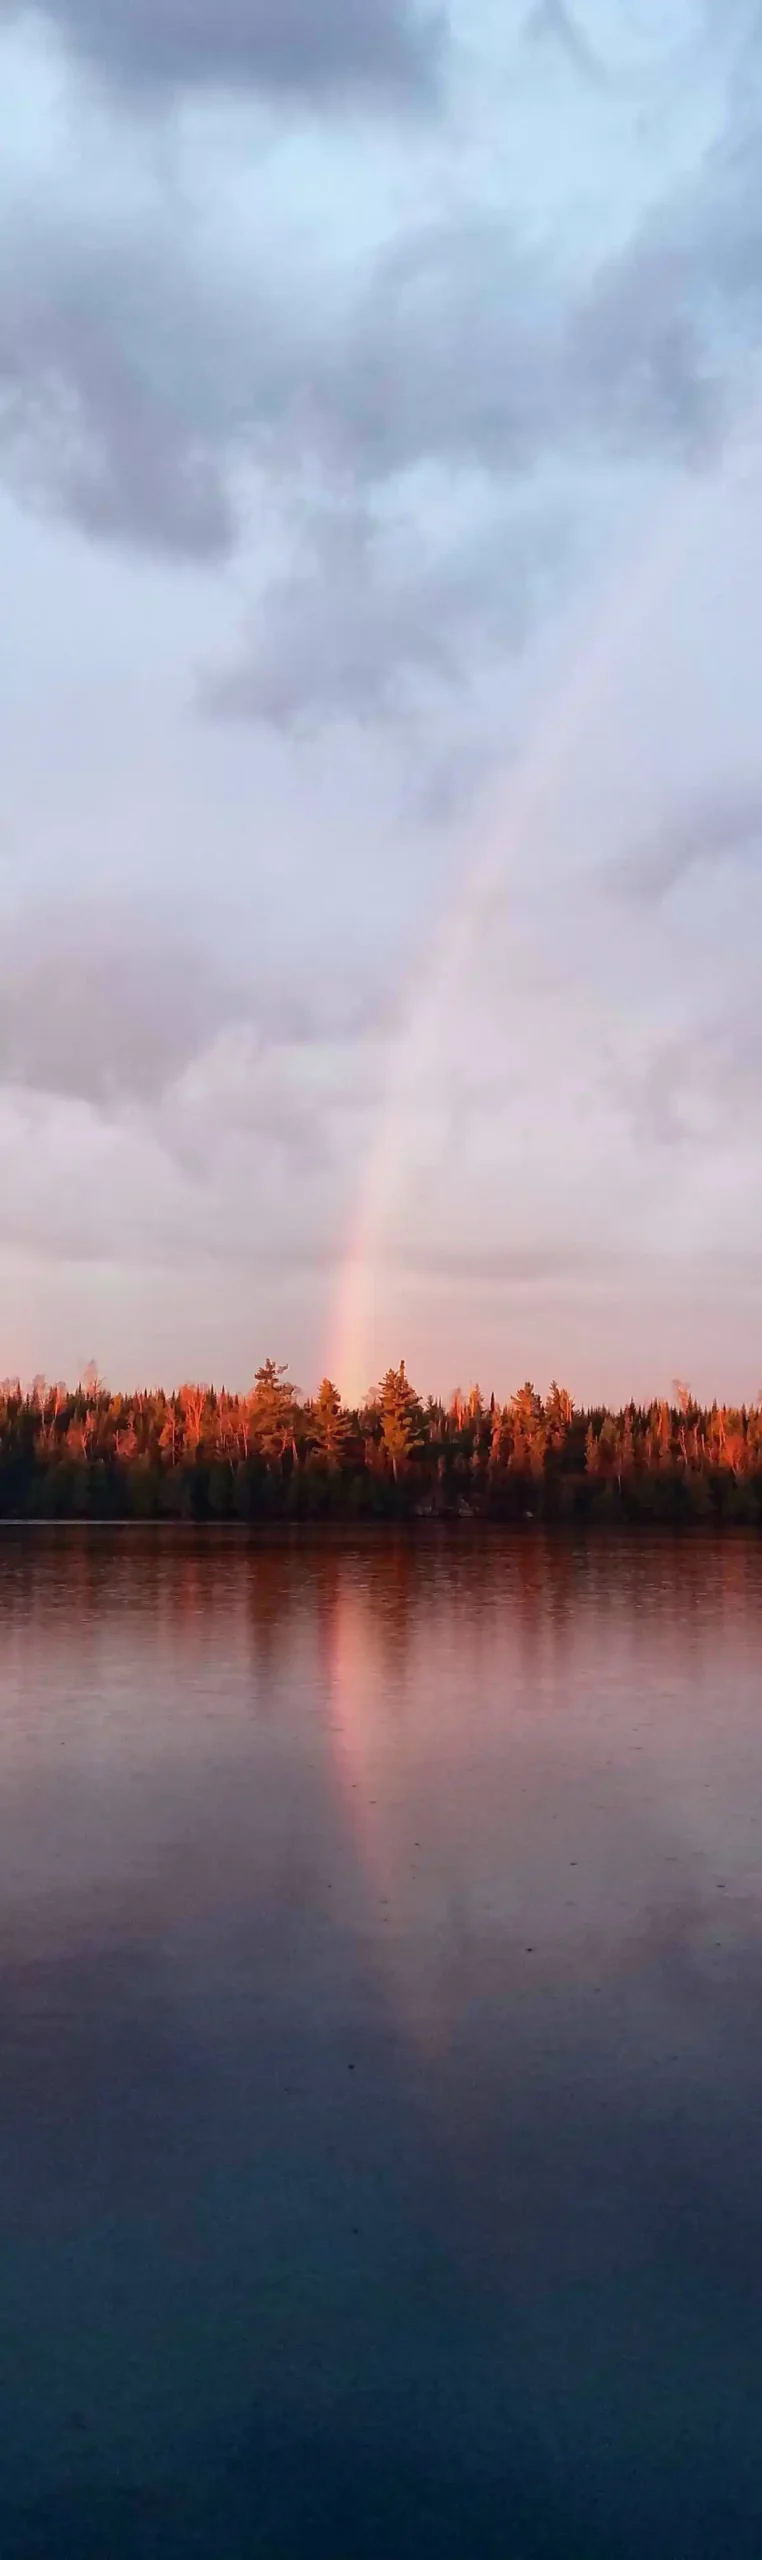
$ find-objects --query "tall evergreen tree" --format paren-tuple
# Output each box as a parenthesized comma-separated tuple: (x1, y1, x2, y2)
(378, 1362, 423, 1481)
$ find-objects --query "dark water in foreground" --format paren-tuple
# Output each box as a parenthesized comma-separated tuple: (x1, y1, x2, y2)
(2, 1534, 762, 2558)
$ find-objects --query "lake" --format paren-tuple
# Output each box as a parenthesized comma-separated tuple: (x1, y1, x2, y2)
(1, 1530, 762, 2557)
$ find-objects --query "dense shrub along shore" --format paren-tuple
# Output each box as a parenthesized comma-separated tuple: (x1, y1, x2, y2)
(1, 1361, 762, 1525)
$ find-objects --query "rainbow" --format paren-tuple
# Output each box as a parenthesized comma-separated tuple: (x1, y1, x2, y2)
(330, 454, 721, 1404)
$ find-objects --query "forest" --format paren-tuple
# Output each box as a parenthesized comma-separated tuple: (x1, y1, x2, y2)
(0, 1361, 761, 1525)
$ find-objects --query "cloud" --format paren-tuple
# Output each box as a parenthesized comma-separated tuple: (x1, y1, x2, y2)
(394, 1239, 620, 1284)
(161, 1018, 387, 1182)
(300, 137, 758, 492)
(524, 0, 606, 88)
(616, 785, 762, 901)
(0, 898, 390, 1112)
(0, 1020, 383, 1274)
(0, 148, 749, 586)
(0, 906, 241, 1105)
(205, 497, 568, 727)
(0, 215, 247, 559)
(2, 37, 761, 584)
(570, 240, 717, 457)
(0, 1, 760, 765)
(12, 0, 445, 106)
(607, 988, 762, 1160)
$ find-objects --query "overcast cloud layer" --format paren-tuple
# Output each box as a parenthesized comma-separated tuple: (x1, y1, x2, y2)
(2, 0, 762, 1398)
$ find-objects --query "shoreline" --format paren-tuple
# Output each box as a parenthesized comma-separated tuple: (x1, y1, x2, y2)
(0, 1514, 760, 1539)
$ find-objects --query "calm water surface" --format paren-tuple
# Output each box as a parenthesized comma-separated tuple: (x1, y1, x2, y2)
(1, 1532, 762, 2557)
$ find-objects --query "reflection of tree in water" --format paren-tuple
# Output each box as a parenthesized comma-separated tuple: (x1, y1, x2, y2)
(253, 1539, 432, 1705)
(0, 1531, 134, 1680)
(244, 1544, 320, 1690)
(309, 1539, 762, 1697)
(358, 1540, 426, 1695)
(240, 1535, 762, 1737)
(5, 1526, 762, 1753)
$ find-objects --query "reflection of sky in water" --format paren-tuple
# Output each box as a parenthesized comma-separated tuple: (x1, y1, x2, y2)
(1, 1534, 762, 2555)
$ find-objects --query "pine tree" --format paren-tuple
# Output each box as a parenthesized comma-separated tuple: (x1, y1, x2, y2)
(378, 1362, 423, 1481)
(310, 1379, 351, 1465)
(247, 1360, 296, 1462)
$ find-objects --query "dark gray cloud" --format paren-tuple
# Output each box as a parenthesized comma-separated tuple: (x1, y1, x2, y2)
(0, 908, 240, 1104)
(1, 142, 749, 581)
(13, 0, 445, 105)
(616, 786, 762, 902)
(0, 211, 561, 561)
(206, 500, 568, 726)
(1, 22, 760, 692)
(313, 67, 762, 482)
(570, 241, 717, 457)
(0, 901, 387, 1112)
(0, 221, 248, 559)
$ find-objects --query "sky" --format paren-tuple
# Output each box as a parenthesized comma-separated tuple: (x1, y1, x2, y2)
(2, 0, 762, 1403)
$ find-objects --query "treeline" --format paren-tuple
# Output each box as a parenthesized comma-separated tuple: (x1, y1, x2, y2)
(1, 1361, 762, 1525)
